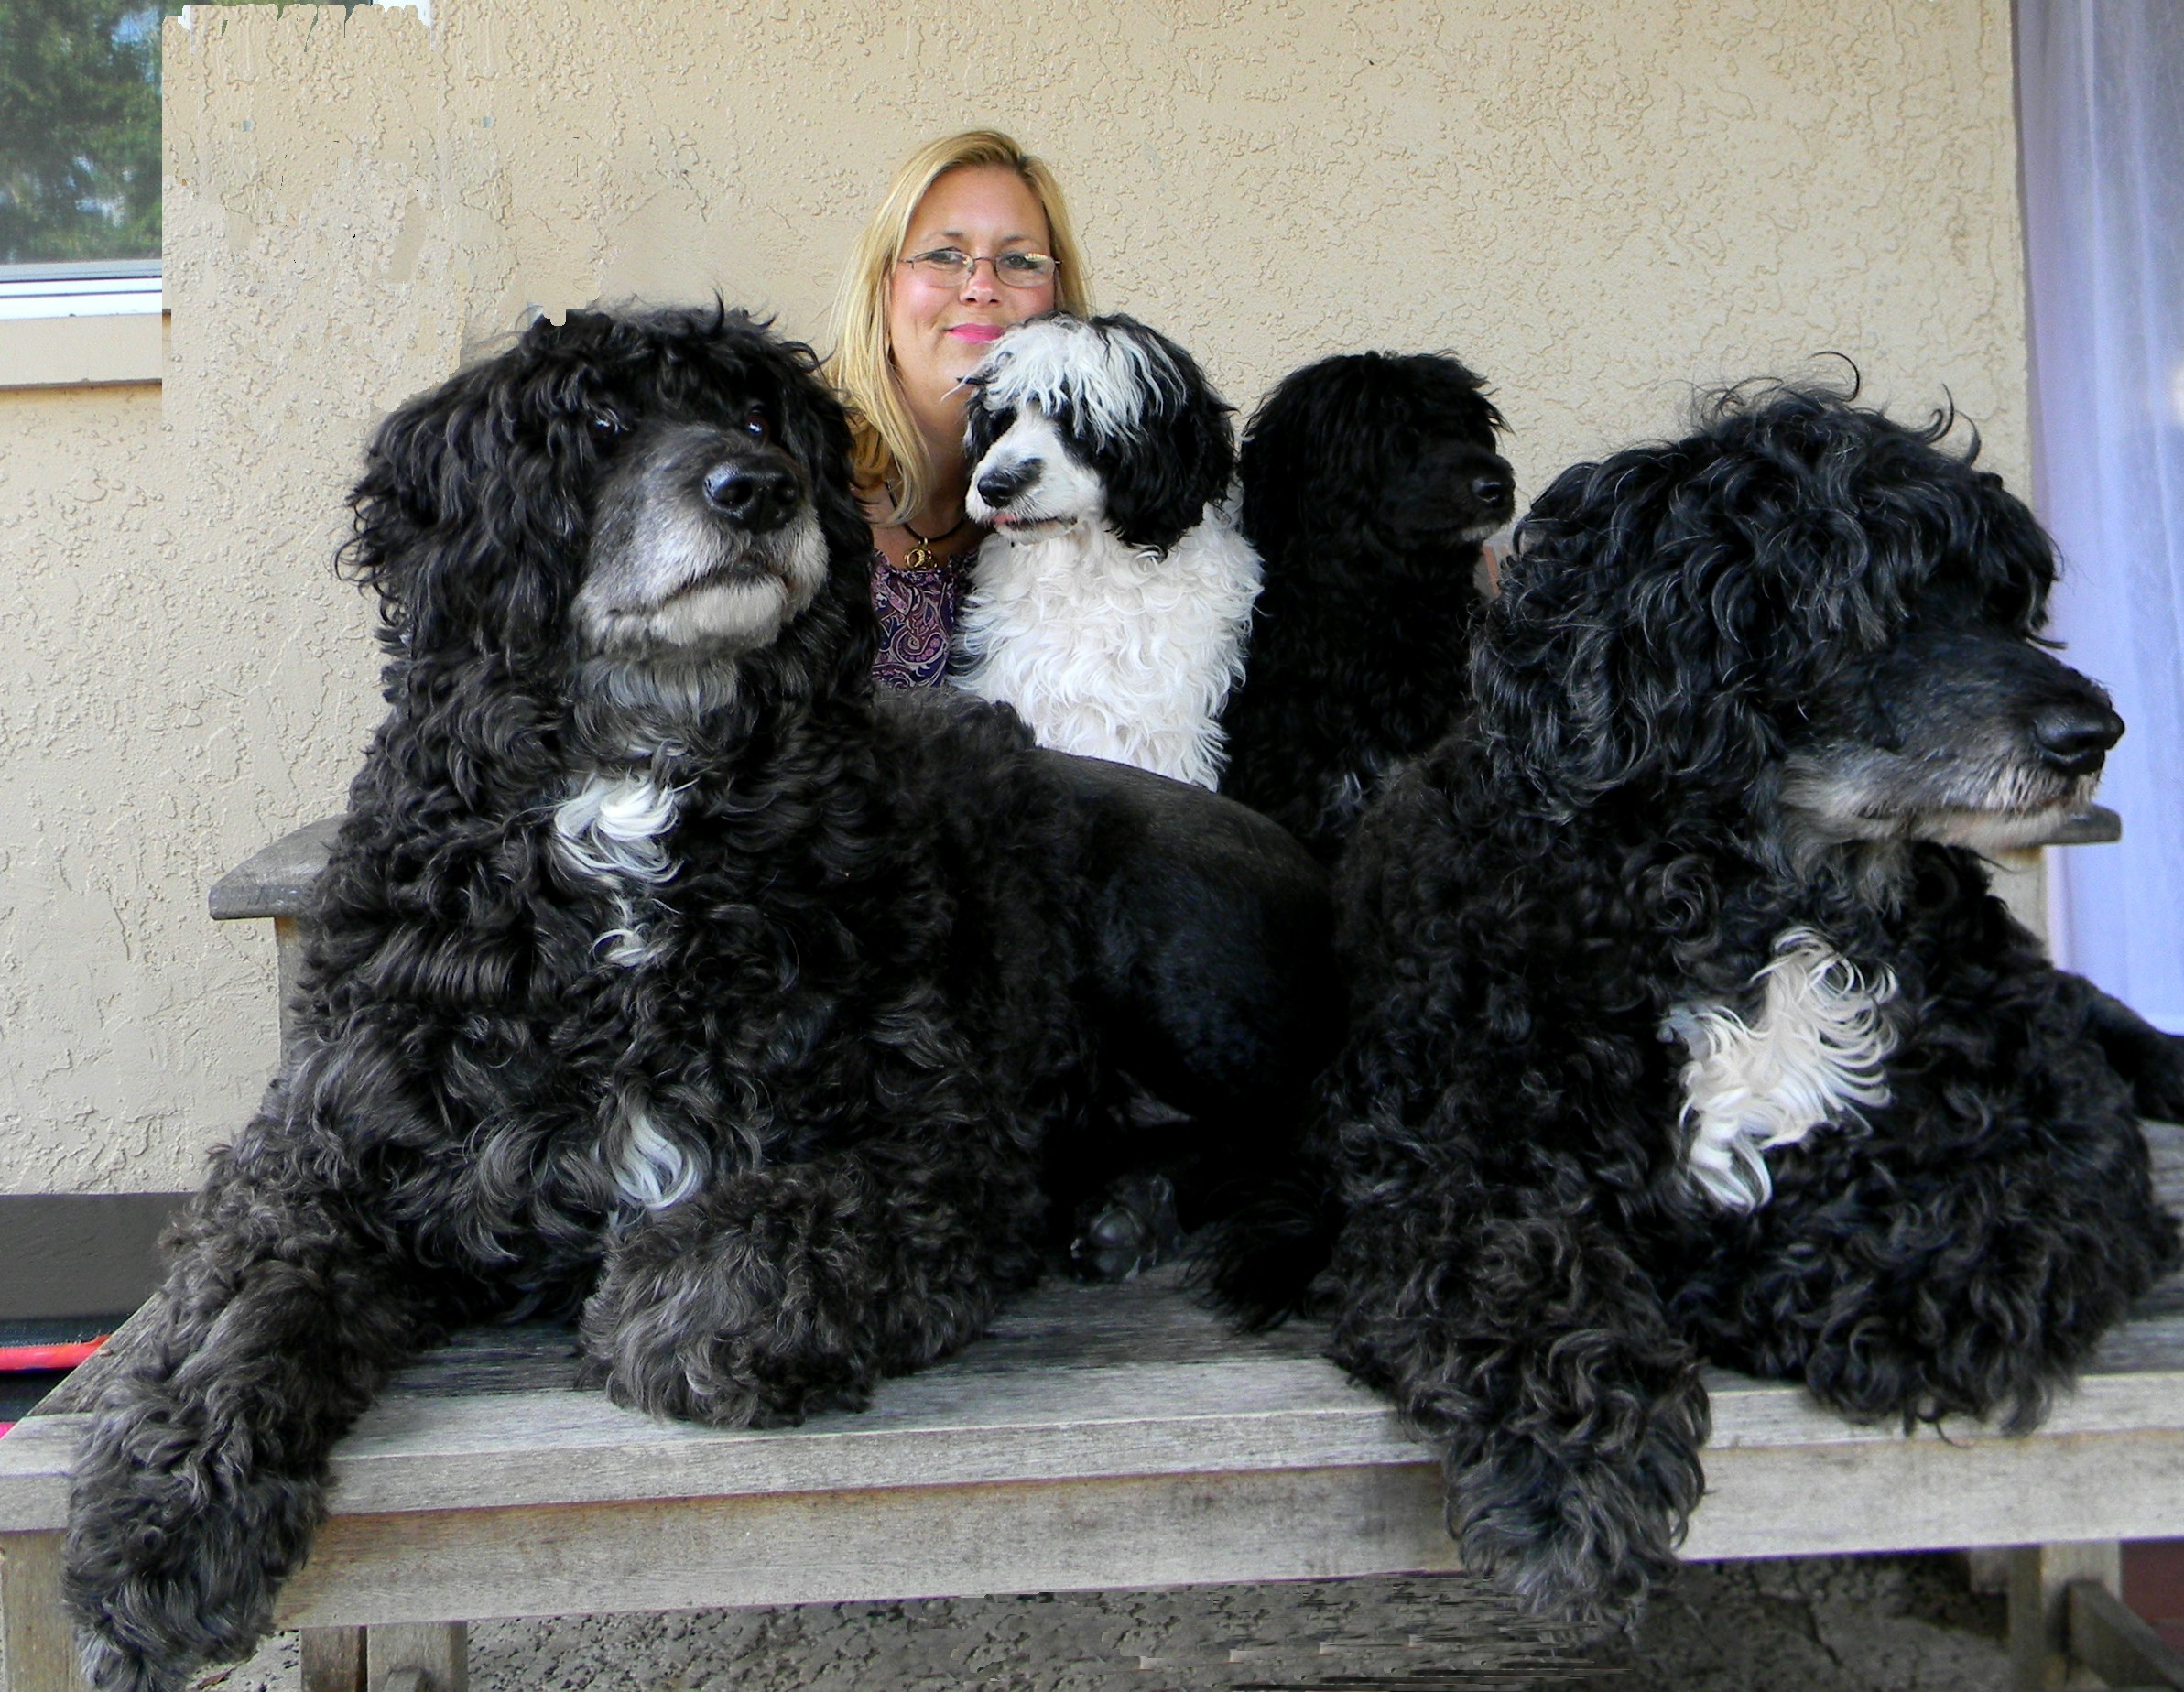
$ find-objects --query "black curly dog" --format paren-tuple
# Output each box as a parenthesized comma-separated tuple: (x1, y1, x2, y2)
(65, 306, 1335, 1692)
(1222, 385, 2184, 1630)
(1219, 351, 1513, 861)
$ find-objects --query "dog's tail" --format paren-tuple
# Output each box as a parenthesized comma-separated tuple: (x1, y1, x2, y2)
(64, 1104, 443, 1692)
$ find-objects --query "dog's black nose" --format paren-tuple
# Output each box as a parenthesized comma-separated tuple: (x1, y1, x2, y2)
(1472, 472, 1512, 510)
(977, 459, 1040, 506)
(703, 460, 798, 530)
(2030, 701, 2125, 776)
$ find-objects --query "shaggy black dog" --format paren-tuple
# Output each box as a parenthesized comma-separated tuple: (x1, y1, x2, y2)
(1231, 385, 2184, 1630)
(65, 305, 1334, 1692)
(1219, 352, 1513, 861)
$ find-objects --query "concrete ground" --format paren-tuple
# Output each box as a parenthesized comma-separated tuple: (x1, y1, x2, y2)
(196, 1552, 2007, 1690)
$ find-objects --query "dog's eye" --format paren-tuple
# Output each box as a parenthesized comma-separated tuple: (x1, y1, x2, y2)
(742, 404, 770, 444)
(588, 410, 625, 439)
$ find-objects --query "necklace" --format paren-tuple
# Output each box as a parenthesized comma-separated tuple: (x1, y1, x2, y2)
(900, 509, 971, 570)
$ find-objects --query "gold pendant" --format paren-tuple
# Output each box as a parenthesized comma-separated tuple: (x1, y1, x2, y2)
(904, 536, 933, 570)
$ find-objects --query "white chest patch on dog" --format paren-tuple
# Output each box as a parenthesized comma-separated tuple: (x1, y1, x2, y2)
(1662, 927, 1898, 1211)
(951, 515, 1261, 789)
(553, 773, 681, 967)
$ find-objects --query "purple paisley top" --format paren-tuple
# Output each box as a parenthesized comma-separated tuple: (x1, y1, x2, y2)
(869, 548, 972, 690)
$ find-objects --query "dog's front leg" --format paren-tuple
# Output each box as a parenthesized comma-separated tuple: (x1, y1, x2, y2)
(580, 1137, 1047, 1426)
(1329, 1186, 1709, 1633)
(65, 1144, 440, 1692)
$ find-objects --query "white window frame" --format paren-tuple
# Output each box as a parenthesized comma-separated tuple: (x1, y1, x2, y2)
(0, 262, 165, 390)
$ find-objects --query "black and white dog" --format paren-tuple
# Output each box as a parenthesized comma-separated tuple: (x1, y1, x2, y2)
(953, 313, 1261, 789)
(65, 306, 1335, 1692)
(1220, 351, 1514, 862)
(1221, 385, 2184, 1630)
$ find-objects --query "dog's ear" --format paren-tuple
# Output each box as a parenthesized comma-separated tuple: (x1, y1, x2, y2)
(1477, 440, 1767, 798)
(341, 313, 623, 668)
(1092, 318, 1237, 556)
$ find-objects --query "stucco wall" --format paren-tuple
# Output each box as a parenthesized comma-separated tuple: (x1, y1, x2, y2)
(2, 0, 2031, 1191)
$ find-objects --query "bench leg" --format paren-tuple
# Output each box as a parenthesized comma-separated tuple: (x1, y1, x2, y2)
(366, 1622, 467, 1692)
(2008, 1541, 2120, 1691)
(0, 1531, 91, 1692)
(301, 1626, 367, 1692)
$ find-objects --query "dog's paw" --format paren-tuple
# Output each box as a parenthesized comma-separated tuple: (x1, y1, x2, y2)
(1069, 1172, 1183, 1282)
(1440, 1374, 1711, 1634)
(578, 1234, 876, 1429)
(67, 1416, 313, 1692)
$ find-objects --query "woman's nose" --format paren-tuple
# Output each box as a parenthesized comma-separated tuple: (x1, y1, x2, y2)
(960, 259, 1003, 303)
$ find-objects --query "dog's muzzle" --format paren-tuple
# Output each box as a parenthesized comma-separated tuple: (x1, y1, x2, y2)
(574, 421, 829, 657)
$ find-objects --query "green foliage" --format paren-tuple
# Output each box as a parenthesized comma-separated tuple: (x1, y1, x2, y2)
(0, 0, 364, 266)
(1, 0, 170, 263)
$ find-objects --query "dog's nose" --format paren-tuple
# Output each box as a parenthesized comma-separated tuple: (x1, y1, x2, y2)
(976, 459, 1041, 506)
(1472, 472, 1513, 510)
(2030, 701, 2125, 776)
(702, 460, 798, 530)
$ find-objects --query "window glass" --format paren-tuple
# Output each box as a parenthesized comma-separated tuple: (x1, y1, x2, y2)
(0, 0, 364, 270)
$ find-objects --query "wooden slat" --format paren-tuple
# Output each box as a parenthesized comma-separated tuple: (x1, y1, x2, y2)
(2011, 1545, 2124, 1692)
(269, 1467, 1466, 1631)
(365, 1622, 467, 1692)
(2068, 1578, 2184, 1690)
(206, 816, 341, 921)
(300, 1626, 366, 1692)
(0, 1531, 92, 1692)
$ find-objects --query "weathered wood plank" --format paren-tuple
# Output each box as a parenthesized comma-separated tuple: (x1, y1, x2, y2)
(2067, 1577, 2184, 1690)
(0, 1530, 91, 1692)
(269, 1467, 1466, 1630)
(11, 1341, 2181, 1536)
(2010, 1543, 2121, 1692)
(300, 1626, 367, 1692)
(364, 1622, 466, 1692)
(206, 816, 342, 922)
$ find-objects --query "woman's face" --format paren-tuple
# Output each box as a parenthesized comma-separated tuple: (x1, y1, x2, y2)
(886, 165, 1057, 431)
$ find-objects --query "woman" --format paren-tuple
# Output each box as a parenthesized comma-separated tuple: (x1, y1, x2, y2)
(828, 131, 1092, 687)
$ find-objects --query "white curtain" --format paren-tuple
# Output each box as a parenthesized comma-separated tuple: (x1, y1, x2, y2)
(2018, 0, 2184, 1031)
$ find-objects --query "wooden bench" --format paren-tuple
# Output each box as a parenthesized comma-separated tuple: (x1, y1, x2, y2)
(5, 814, 2179, 1692)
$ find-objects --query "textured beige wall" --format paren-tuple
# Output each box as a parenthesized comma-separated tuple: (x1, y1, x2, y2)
(3, 0, 2030, 1191)
(0, 380, 275, 1189)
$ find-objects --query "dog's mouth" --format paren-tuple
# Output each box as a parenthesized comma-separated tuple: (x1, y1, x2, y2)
(579, 517, 827, 657)
(984, 509, 1078, 540)
(1780, 748, 2103, 854)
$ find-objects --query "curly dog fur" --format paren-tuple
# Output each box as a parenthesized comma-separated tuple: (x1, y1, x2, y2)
(1219, 351, 1513, 860)
(64, 305, 1334, 1691)
(1223, 385, 2184, 1630)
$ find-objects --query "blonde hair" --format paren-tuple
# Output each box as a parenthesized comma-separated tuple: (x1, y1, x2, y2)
(828, 130, 1092, 527)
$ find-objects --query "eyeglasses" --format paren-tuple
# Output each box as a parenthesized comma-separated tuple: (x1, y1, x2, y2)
(898, 247, 1059, 289)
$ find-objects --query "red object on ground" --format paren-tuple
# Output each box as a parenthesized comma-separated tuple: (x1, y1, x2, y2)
(0, 1337, 107, 1372)
(2124, 1540, 2184, 1654)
